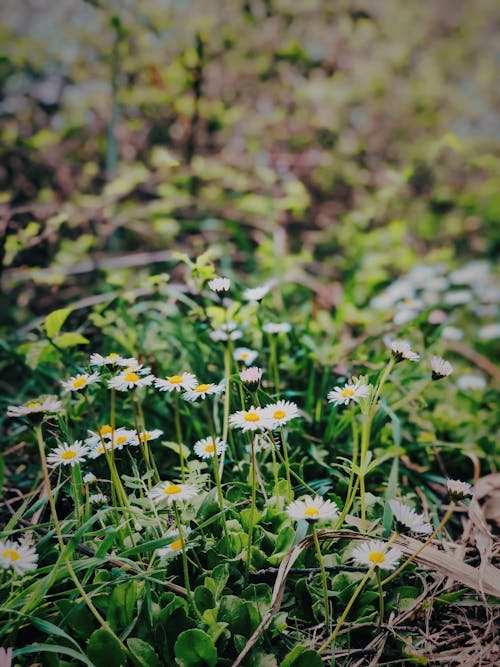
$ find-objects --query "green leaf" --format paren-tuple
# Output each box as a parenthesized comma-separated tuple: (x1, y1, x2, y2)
(127, 638, 161, 667)
(54, 332, 90, 348)
(282, 646, 323, 667)
(13, 643, 94, 667)
(107, 581, 138, 631)
(45, 307, 73, 339)
(174, 629, 218, 667)
(87, 629, 126, 667)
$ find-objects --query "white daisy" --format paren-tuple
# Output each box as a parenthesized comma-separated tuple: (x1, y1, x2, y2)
(286, 496, 339, 522)
(444, 289, 472, 306)
(478, 323, 500, 341)
(84, 424, 115, 447)
(193, 436, 227, 459)
(83, 472, 97, 484)
(155, 372, 198, 392)
(89, 353, 136, 367)
(446, 479, 474, 500)
(88, 441, 113, 459)
(243, 284, 271, 302)
(263, 400, 300, 427)
(183, 382, 225, 402)
(107, 370, 155, 391)
(0, 538, 38, 576)
(7, 396, 63, 418)
(262, 322, 291, 334)
(210, 328, 243, 342)
(441, 326, 463, 341)
(138, 429, 163, 443)
(456, 374, 487, 391)
(389, 499, 432, 535)
(61, 372, 100, 393)
(233, 348, 259, 366)
(208, 277, 231, 293)
(229, 406, 274, 432)
(46, 441, 89, 467)
(111, 428, 139, 449)
(147, 481, 199, 505)
(431, 356, 454, 380)
(327, 381, 370, 407)
(351, 540, 402, 571)
(390, 339, 420, 362)
(239, 366, 263, 391)
(89, 493, 108, 505)
(157, 527, 193, 559)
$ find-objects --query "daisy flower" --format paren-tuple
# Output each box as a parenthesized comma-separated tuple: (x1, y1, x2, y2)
(89, 352, 136, 367)
(155, 372, 197, 392)
(286, 496, 339, 522)
(87, 441, 113, 459)
(0, 538, 38, 576)
(61, 372, 100, 393)
(456, 374, 486, 391)
(183, 382, 225, 402)
(233, 347, 258, 366)
(138, 429, 163, 443)
(210, 328, 243, 342)
(208, 277, 231, 293)
(431, 356, 454, 380)
(478, 323, 500, 341)
(193, 436, 227, 459)
(7, 396, 63, 418)
(441, 326, 463, 341)
(46, 441, 89, 467)
(89, 493, 108, 505)
(107, 369, 155, 391)
(263, 400, 300, 427)
(112, 428, 139, 449)
(351, 540, 402, 571)
(147, 481, 198, 505)
(262, 322, 291, 334)
(446, 479, 474, 501)
(157, 527, 193, 559)
(83, 472, 97, 484)
(239, 366, 263, 391)
(390, 339, 420, 363)
(243, 284, 271, 302)
(84, 424, 115, 447)
(389, 499, 432, 535)
(327, 381, 370, 407)
(229, 406, 274, 432)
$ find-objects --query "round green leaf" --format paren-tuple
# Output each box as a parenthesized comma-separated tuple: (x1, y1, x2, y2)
(174, 629, 217, 667)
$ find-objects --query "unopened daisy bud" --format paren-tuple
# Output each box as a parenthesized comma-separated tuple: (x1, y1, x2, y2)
(239, 366, 263, 392)
(446, 479, 473, 501)
(89, 493, 108, 505)
(390, 339, 420, 363)
(83, 472, 97, 484)
(208, 277, 231, 293)
(431, 355, 453, 380)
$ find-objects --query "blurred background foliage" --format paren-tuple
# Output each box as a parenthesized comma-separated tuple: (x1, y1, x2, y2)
(0, 0, 499, 327)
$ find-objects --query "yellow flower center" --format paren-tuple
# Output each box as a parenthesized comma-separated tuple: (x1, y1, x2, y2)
(273, 409, 286, 419)
(2, 549, 20, 562)
(100, 424, 113, 436)
(241, 353, 249, 359)
(96, 445, 105, 454)
(61, 450, 77, 460)
(195, 384, 211, 393)
(116, 436, 127, 445)
(303, 507, 320, 518)
(124, 372, 140, 383)
(204, 443, 215, 453)
(163, 484, 182, 495)
(169, 539, 182, 551)
(168, 375, 184, 384)
(108, 353, 119, 359)
(140, 433, 152, 441)
(244, 412, 260, 422)
(369, 551, 385, 564)
(72, 377, 87, 389)
(27, 402, 41, 409)
(341, 388, 355, 398)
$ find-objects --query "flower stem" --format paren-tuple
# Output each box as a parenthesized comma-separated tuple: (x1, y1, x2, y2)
(279, 426, 293, 502)
(245, 435, 258, 581)
(376, 568, 384, 628)
(174, 392, 185, 482)
(173, 502, 199, 619)
(34, 425, 129, 655)
(312, 524, 330, 629)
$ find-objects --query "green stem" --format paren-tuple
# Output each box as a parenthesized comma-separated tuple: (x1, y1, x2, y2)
(245, 435, 257, 581)
(35, 425, 129, 655)
(376, 568, 384, 628)
(312, 524, 330, 629)
(173, 503, 199, 619)
(70, 464, 83, 525)
(279, 426, 293, 502)
(174, 392, 186, 482)
(381, 503, 456, 586)
(269, 335, 280, 398)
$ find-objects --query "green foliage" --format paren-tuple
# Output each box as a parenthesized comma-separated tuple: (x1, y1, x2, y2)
(87, 629, 126, 667)
(174, 629, 218, 667)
